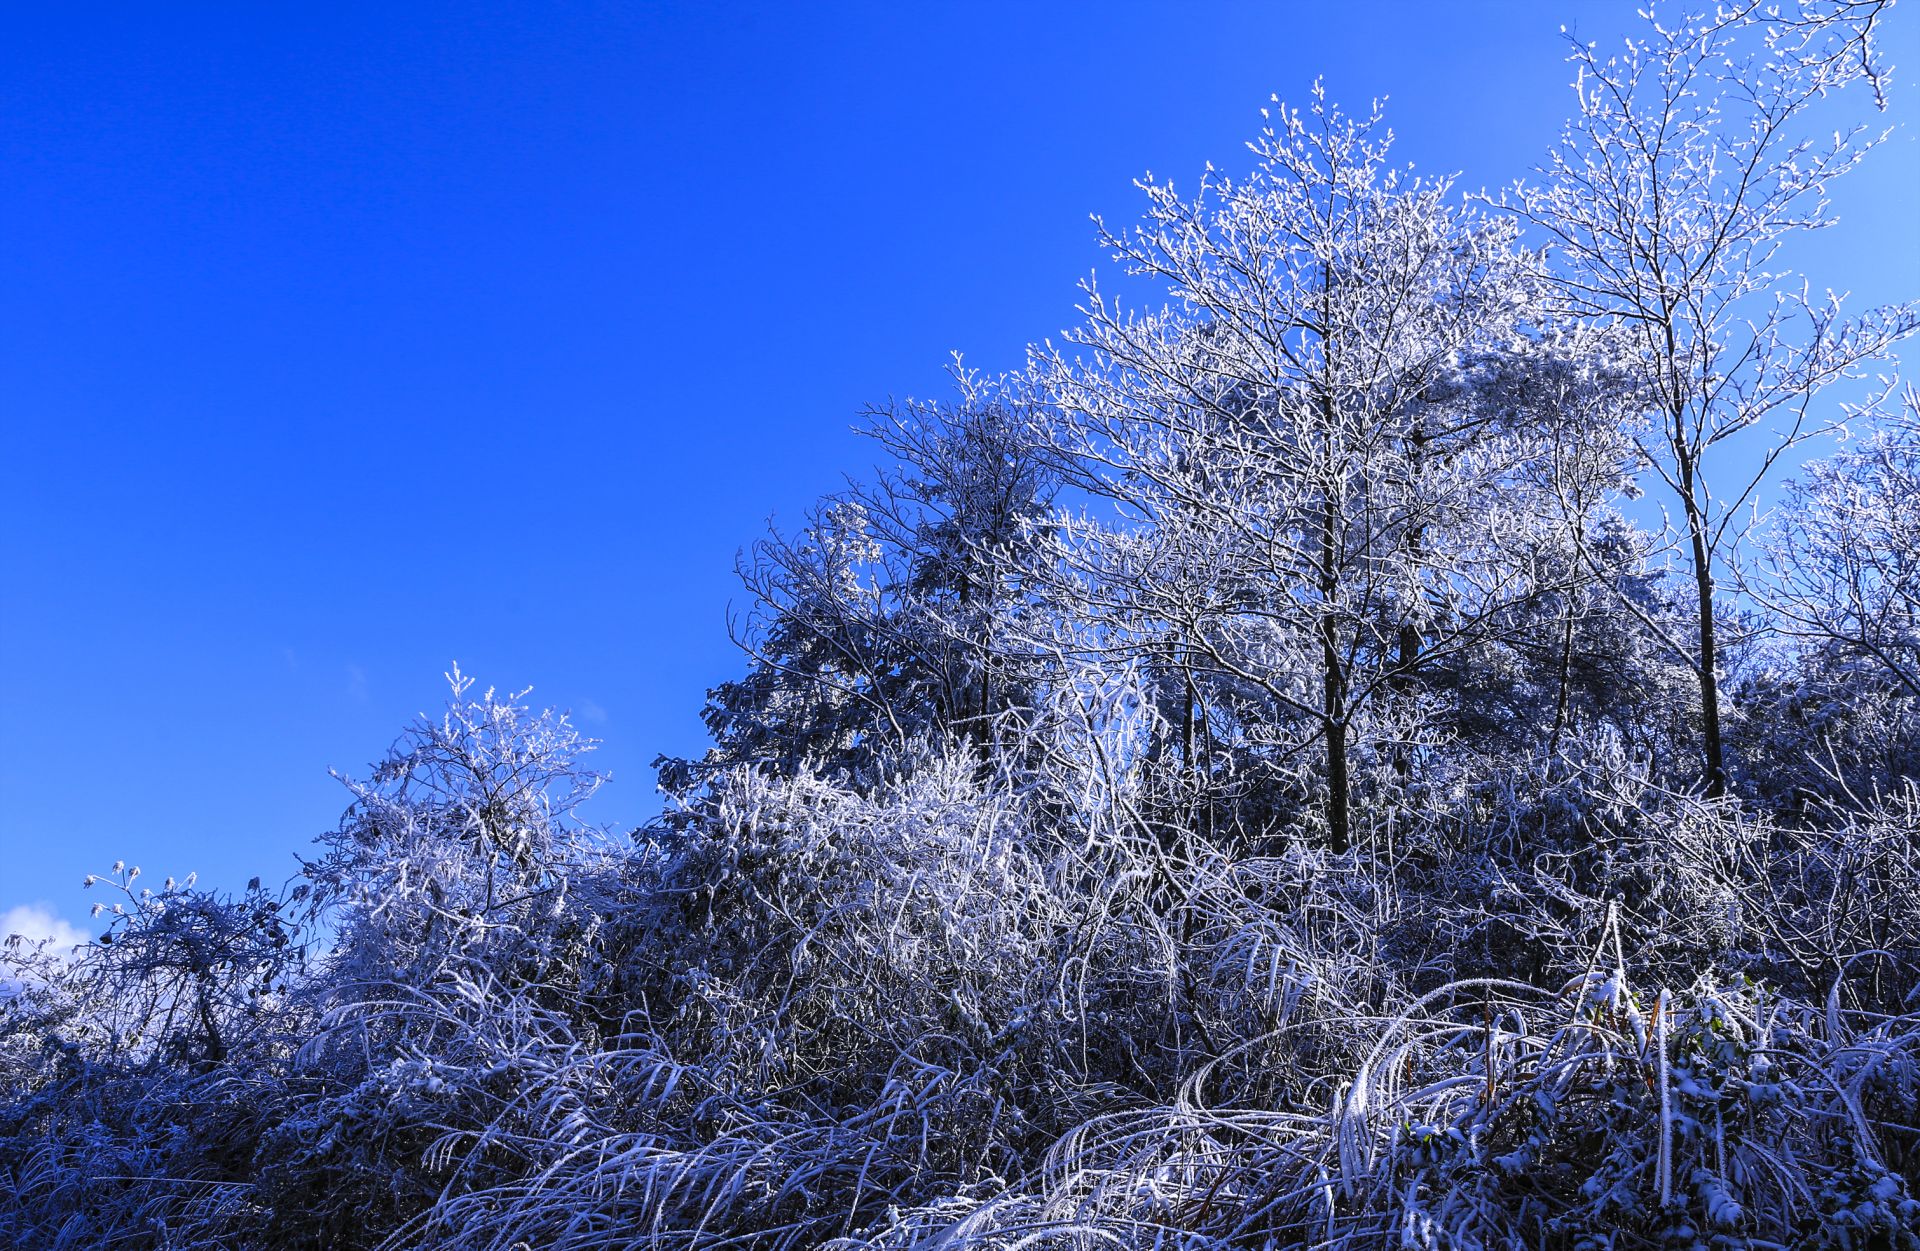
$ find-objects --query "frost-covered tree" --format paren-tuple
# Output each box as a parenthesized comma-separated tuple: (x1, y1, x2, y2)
(687, 370, 1057, 783)
(302, 667, 610, 992)
(0, 867, 310, 1249)
(1738, 385, 1920, 801)
(1035, 89, 1614, 851)
(1763, 384, 1920, 697)
(852, 369, 1059, 751)
(1508, 0, 1919, 797)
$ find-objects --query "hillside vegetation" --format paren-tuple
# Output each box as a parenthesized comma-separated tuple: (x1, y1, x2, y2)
(6, 4, 1920, 1247)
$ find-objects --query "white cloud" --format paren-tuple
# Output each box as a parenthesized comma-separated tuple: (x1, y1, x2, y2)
(2, 903, 88, 964)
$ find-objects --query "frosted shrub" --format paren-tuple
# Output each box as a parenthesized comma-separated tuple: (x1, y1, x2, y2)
(301, 666, 612, 992)
(859, 923, 1918, 1251)
(0, 867, 307, 1249)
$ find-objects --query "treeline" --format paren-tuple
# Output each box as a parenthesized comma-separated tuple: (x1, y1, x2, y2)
(6, 3, 1920, 1247)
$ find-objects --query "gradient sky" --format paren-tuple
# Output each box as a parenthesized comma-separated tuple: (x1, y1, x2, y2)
(4, 2, 1917, 943)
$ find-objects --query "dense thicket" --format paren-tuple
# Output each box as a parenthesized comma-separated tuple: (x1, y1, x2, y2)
(7, 4, 1920, 1247)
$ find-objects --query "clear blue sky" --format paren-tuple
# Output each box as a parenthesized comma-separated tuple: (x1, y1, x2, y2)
(3, 3, 1916, 940)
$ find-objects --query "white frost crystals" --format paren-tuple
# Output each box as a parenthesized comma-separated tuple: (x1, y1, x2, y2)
(4, 3, 1920, 1249)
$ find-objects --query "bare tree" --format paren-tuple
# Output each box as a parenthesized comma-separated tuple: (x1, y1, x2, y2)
(1508, 0, 1918, 796)
(1759, 384, 1920, 697)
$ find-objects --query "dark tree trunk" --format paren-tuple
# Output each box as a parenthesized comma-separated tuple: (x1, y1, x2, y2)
(1676, 447, 1728, 798)
(1322, 493, 1351, 854)
(1548, 600, 1576, 759)
(1392, 424, 1426, 781)
(1181, 650, 1196, 774)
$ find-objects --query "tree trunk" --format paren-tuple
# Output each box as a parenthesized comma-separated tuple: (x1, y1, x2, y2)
(196, 981, 227, 1067)
(1392, 425, 1427, 781)
(1321, 493, 1351, 853)
(1180, 649, 1196, 774)
(1677, 453, 1728, 798)
(1548, 600, 1575, 759)
(1688, 521, 1727, 798)
(1325, 703, 1350, 853)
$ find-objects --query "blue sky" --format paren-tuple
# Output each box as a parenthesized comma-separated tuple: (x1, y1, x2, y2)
(3, 2, 1916, 943)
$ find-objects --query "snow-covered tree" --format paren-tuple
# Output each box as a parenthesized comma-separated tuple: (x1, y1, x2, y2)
(1763, 384, 1920, 697)
(1508, 0, 1919, 797)
(1737, 384, 1920, 801)
(1034, 88, 1617, 851)
(686, 369, 1057, 783)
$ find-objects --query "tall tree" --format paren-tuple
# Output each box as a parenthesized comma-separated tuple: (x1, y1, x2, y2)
(1509, 0, 1917, 796)
(1035, 89, 1591, 852)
